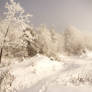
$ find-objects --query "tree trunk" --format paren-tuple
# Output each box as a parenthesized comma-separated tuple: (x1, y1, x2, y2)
(0, 26, 9, 63)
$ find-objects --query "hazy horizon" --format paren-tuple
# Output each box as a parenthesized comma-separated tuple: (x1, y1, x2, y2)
(0, 0, 92, 32)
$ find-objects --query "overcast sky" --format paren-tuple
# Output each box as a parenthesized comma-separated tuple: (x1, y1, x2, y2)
(0, 0, 92, 32)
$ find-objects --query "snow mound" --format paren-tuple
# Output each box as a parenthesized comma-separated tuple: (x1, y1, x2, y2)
(2, 52, 92, 92)
(10, 54, 64, 90)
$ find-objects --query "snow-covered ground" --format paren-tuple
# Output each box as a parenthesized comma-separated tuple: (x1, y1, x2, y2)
(10, 54, 64, 90)
(1, 51, 92, 92)
(18, 85, 92, 92)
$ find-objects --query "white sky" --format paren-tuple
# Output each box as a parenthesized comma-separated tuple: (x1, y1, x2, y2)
(0, 0, 92, 32)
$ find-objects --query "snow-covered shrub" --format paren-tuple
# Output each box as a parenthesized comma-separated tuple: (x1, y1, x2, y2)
(50, 29, 65, 54)
(64, 26, 85, 55)
(37, 25, 53, 55)
(0, 71, 14, 92)
(22, 25, 53, 57)
(23, 27, 39, 57)
(23, 25, 63, 60)
(36, 25, 64, 60)
(84, 32, 92, 51)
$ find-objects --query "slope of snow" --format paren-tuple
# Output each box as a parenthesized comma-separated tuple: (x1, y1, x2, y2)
(1, 51, 92, 92)
(17, 51, 92, 92)
(46, 86, 92, 92)
(19, 85, 92, 92)
(10, 54, 64, 90)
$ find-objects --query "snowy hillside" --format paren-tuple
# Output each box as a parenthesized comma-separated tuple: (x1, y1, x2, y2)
(17, 52, 92, 92)
(10, 54, 63, 90)
(1, 0, 92, 92)
(1, 51, 92, 92)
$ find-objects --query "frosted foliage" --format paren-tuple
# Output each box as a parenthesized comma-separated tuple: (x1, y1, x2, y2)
(4, 0, 32, 29)
(50, 29, 64, 53)
(64, 26, 85, 55)
(35, 25, 64, 60)
(83, 32, 92, 50)
(37, 25, 52, 55)
(0, 0, 33, 57)
(0, 0, 33, 46)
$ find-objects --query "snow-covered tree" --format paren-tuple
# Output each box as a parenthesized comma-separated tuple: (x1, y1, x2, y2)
(0, 0, 32, 62)
(35, 25, 63, 60)
(37, 25, 52, 55)
(4, 0, 32, 29)
(50, 28, 64, 54)
(23, 27, 39, 56)
(64, 26, 85, 55)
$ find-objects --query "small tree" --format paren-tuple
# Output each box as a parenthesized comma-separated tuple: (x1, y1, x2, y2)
(64, 26, 85, 55)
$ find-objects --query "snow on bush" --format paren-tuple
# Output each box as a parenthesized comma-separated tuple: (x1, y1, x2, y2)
(83, 32, 92, 51)
(22, 25, 64, 60)
(63, 26, 86, 55)
(0, 71, 14, 92)
(0, 67, 15, 92)
(35, 25, 64, 60)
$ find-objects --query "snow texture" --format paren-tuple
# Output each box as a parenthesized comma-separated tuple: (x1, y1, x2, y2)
(1, 51, 92, 92)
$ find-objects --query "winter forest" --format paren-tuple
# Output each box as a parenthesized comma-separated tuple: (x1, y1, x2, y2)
(1, 0, 92, 92)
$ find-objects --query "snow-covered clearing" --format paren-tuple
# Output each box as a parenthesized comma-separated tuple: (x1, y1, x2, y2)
(19, 85, 92, 92)
(1, 51, 92, 92)
(10, 54, 64, 90)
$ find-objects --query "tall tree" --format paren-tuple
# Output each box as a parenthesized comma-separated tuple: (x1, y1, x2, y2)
(0, 0, 32, 63)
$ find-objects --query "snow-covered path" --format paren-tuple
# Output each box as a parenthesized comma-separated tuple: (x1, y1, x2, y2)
(16, 53, 92, 92)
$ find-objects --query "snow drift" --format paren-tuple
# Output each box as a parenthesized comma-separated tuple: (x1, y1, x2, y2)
(1, 52, 92, 92)
(0, 54, 64, 92)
